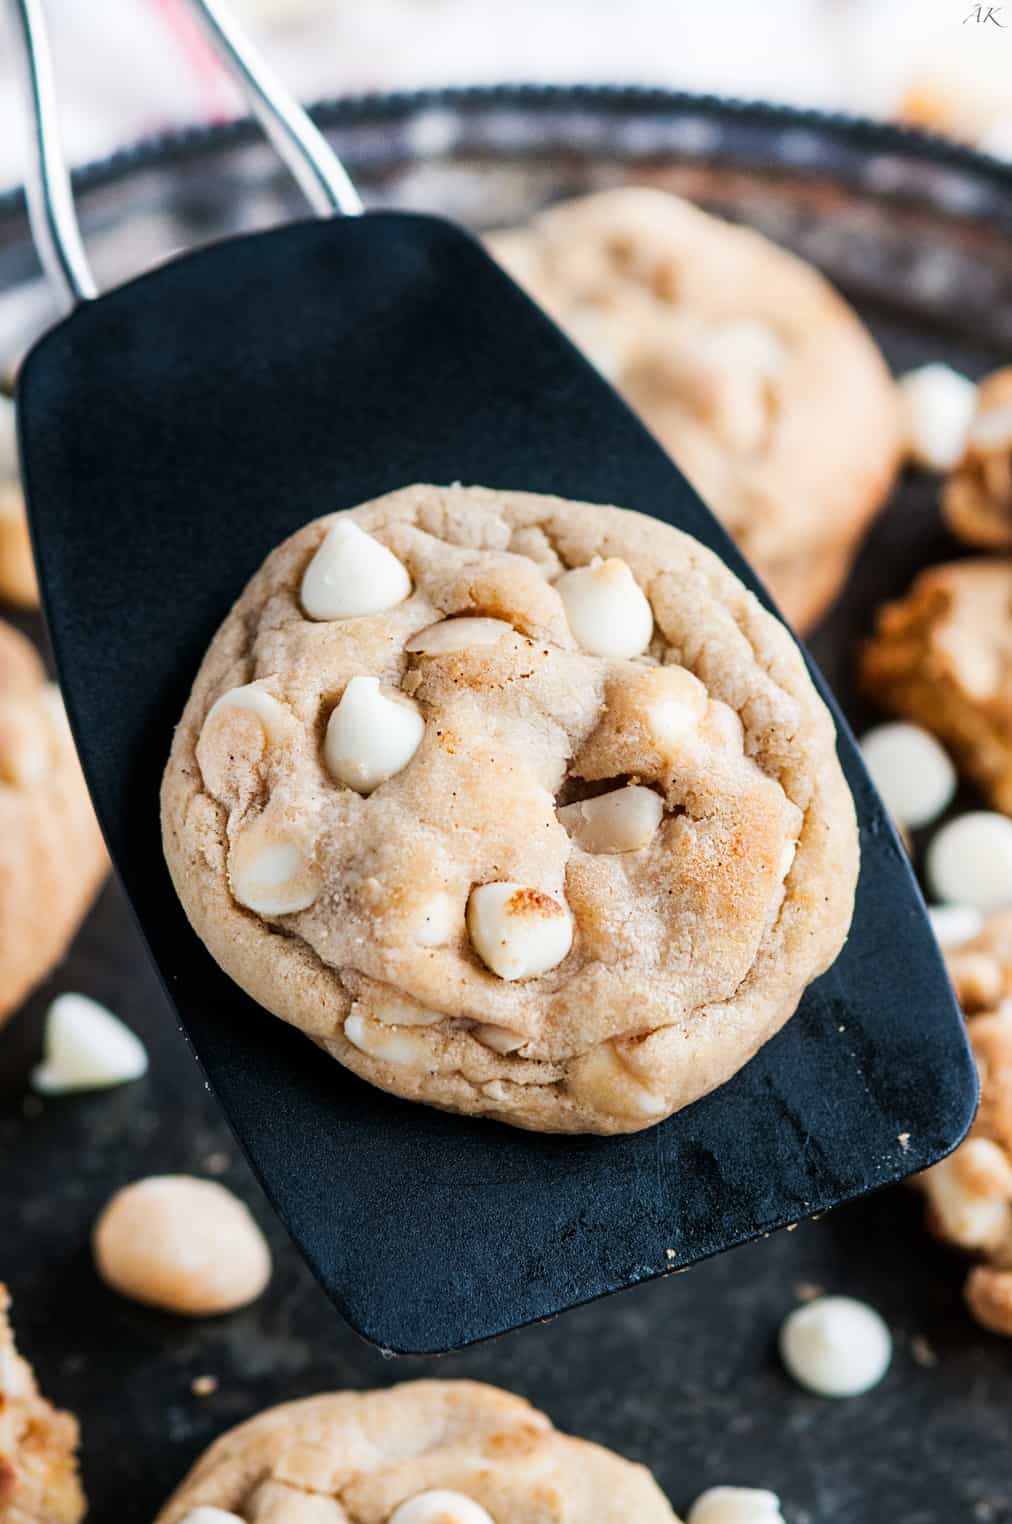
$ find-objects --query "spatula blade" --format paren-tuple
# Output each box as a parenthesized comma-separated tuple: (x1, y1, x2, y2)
(15, 211, 976, 1353)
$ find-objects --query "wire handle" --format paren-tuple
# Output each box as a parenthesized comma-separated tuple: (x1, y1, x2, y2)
(5, 0, 363, 316)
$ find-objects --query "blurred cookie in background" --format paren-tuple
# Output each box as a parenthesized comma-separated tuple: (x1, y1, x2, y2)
(0, 394, 38, 610)
(0, 621, 106, 1028)
(943, 367, 1012, 550)
(0, 1283, 86, 1522)
(488, 187, 903, 633)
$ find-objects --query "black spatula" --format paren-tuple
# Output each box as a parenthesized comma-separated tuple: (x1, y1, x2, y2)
(9, 0, 976, 1354)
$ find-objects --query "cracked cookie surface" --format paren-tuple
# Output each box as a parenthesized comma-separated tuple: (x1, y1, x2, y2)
(161, 484, 858, 1134)
(0, 1284, 85, 1523)
(0, 621, 106, 1025)
(153, 1379, 679, 1523)
(487, 188, 902, 632)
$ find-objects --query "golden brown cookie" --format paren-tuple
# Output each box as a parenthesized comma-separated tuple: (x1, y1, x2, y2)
(918, 912, 1012, 1336)
(0, 1284, 85, 1524)
(0, 621, 107, 1025)
(0, 487, 37, 611)
(153, 1380, 679, 1523)
(861, 559, 1012, 815)
(943, 367, 1012, 549)
(488, 188, 902, 632)
(161, 483, 857, 1135)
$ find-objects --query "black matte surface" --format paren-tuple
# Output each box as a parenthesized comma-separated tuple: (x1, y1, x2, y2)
(15, 211, 976, 1354)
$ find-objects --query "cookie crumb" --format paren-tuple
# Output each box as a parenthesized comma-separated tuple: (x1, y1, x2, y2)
(793, 1281, 823, 1303)
(204, 1151, 230, 1175)
(191, 1374, 218, 1397)
(665, 1248, 677, 1262)
(898, 1131, 911, 1149)
(910, 1334, 937, 1368)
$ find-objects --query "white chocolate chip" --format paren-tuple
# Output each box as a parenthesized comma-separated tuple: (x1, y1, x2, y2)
(205, 683, 291, 745)
(898, 363, 977, 472)
(471, 1023, 526, 1054)
(927, 811, 1012, 911)
(404, 616, 517, 654)
(360, 997, 445, 1027)
(859, 722, 955, 829)
(179, 1511, 245, 1524)
(779, 1295, 892, 1397)
(927, 904, 983, 948)
(300, 519, 411, 620)
(389, 1492, 495, 1524)
(555, 557, 653, 658)
(688, 1486, 785, 1524)
(413, 890, 456, 947)
(566, 1039, 668, 1121)
(344, 1012, 432, 1065)
(466, 882, 572, 980)
(31, 993, 148, 1095)
(93, 1176, 271, 1316)
(324, 676, 424, 794)
(559, 784, 663, 854)
(229, 823, 320, 916)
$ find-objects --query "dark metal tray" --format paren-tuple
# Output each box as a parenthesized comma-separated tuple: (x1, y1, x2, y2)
(1, 87, 1010, 1523)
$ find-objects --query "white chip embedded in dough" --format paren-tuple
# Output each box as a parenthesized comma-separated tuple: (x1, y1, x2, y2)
(559, 783, 663, 853)
(204, 683, 291, 744)
(472, 1022, 526, 1054)
(555, 557, 654, 658)
(344, 1012, 433, 1065)
(688, 1486, 785, 1524)
(229, 826, 320, 916)
(779, 1295, 892, 1397)
(324, 675, 424, 794)
(389, 1492, 495, 1524)
(898, 362, 977, 472)
(927, 811, 1012, 911)
(404, 616, 517, 654)
(412, 890, 456, 947)
(31, 993, 148, 1095)
(301, 519, 411, 619)
(467, 881, 572, 980)
(178, 1510, 246, 1524)
(859, 721, 955, 829)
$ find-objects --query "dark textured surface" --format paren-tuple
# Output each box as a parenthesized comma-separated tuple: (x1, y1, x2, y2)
(15, 209, 973, 1358)
(0, 92, 1010, 1524)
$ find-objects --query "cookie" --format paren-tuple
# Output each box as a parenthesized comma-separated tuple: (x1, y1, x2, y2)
(917, 912, 1012, 1336)
(0, 397, 38, 610)
(943, 366, 1012, 549)
(0, 621, 107, 1025)
(153, 1379, 678, 1523)
(161, 484, 857, 1135)
(0, 1284, 85, 1523)
(487, 188, 902, 632)
(861, 559, 1012, 815)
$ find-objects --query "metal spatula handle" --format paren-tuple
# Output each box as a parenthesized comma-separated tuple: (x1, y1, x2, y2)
(5, 0, 363, 315)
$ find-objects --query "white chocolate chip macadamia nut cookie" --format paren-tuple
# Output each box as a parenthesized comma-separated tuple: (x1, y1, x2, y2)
(0, 621, 107, 1026)
(161, 484, 858, 1135)
(153, 1380, 680, 1524)
(488, 188, 902, 633)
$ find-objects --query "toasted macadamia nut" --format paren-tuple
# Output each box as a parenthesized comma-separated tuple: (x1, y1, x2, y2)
(688, 1486, 785, 1524)
(859, 721, 956, 829)
(389, 1492, 495, 1524)
(31, 993, 148, 1095)
(301, 520, 411, 620)
(343, 1012, 432, 1066)
(466, 882, 572, 980)
(204, 684, 291, 745)
(93, 1176, 271, 1316)
(928, 904, 984, 948)
(923, 1139, 1012, 1251)
(404, 617, 517, 654)
(928, 811, 1012, 911)
(324, 676, 424, 794)
(472, 1023, 526, 1054)
(779, 1295, 892, 1397)
(555, 557, 653, 658)
(899, 363, 977, 472)
(229, 822, 320, 916)
(363, 996, 445, 1027)
(559, 784, 664, 854)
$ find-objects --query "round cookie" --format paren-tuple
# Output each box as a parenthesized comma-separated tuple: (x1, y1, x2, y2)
(153, 1379, 679, 1523)
(488, 188, 902, 632)
(0, 621, 107, 1025)
(162, 484, 858, 1135)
